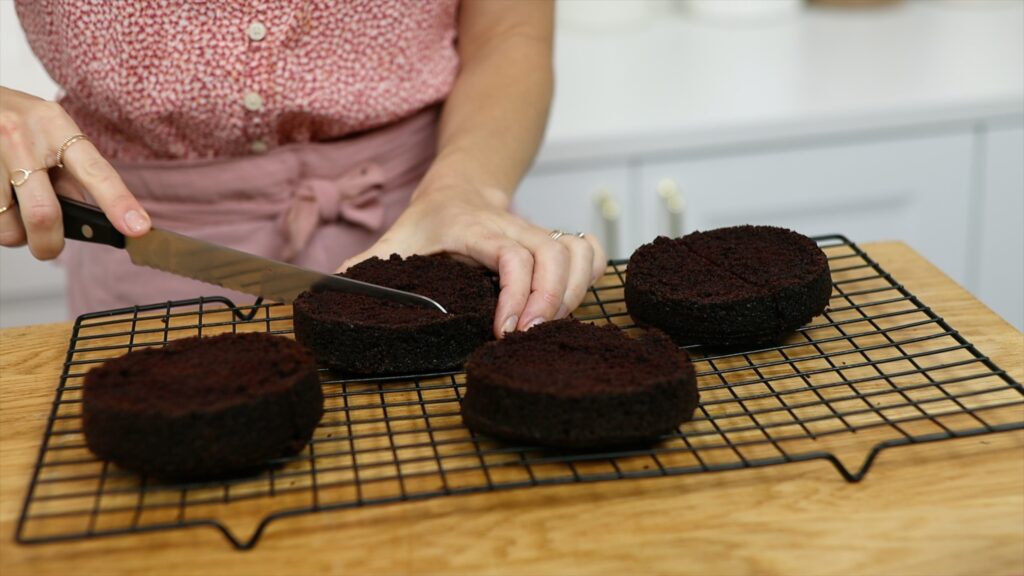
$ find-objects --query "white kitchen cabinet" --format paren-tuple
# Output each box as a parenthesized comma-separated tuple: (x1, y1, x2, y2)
(514, 165, 633, 259)
(0, 249, 67, 328)
(637, 131, 975, 284)
(974, 122, 1024, 331)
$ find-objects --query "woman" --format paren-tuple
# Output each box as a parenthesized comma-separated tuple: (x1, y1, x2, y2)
(0, 0, 605, 337)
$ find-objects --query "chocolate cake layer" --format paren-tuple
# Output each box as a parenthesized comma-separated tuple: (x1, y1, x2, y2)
(625, 226, 831, 348)
(293, 254, 498, 375)
(462, 319, 698, 448)
(82, 332, 323, 480)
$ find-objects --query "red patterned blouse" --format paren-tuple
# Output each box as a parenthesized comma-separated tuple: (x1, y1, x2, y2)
(15, 0, 460, 161)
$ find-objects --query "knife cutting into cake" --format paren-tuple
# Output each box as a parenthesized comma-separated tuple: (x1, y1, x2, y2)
(55, 195, 449, 313)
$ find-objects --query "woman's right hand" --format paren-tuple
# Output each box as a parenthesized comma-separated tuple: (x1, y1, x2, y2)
(0, 86, 150, 260)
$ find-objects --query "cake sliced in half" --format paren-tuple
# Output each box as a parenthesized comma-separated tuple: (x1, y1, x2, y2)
(82, 332, 323, 481)
(625, 225, 832, 348)
(293, 254, 498, 375)
(462, 319, 698, 448)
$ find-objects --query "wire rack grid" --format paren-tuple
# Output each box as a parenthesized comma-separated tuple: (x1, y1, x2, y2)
(15, 235, 1024, 550)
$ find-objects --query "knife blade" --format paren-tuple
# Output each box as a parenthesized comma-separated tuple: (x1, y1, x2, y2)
(57, 196, 448, 313)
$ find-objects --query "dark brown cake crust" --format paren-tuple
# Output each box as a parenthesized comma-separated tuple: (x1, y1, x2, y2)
(82, 332, 323, 481)
(461, 319, 699, 448)
(625, 225, 832, 348)
(292, 254, 498, 375)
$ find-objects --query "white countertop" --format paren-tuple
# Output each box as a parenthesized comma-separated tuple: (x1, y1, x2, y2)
(539, 0, 1024, 166)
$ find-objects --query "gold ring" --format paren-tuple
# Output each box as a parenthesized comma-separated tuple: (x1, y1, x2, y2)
(56, 133, 88, 168)
(0, 196, 16, 215)
(9, 167, 46, 188)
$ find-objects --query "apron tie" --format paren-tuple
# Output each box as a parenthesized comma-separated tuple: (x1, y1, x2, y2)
(281, 161, 386, 261)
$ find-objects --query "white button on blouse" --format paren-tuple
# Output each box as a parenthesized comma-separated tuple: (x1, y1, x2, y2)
(243, 92, 264, 111)
(247, 21, 267, 42)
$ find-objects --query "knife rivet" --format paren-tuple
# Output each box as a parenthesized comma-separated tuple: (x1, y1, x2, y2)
(81, 224, 93, 239)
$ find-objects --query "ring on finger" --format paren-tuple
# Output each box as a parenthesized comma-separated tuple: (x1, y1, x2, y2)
(9, 167, 47, 188)
(548, 229, 586, 240)
(55, 133, 89, 168)
(0, 196, 16, 215)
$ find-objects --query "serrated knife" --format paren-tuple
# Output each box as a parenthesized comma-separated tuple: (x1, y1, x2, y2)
(57, 196, 448, 313)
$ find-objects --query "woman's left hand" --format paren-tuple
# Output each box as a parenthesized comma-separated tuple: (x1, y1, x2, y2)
(338, 184, 606, 339)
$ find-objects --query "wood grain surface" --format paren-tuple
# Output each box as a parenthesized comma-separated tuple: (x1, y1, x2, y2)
(1, 242, 1022, 576)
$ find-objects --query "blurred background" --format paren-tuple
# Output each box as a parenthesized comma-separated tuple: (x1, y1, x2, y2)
(1, 0, 1022, 329)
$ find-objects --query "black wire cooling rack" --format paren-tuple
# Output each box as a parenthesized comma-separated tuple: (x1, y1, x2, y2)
(15, 235, 1024, 550)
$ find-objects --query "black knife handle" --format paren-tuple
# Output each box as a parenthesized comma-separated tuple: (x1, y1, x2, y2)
(59, 196, 126, 249)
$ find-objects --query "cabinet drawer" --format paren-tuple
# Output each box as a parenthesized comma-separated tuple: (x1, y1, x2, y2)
(976, 124, 1024, 330)
(515, 165, 633, 259)
(638, 132, 974, 281)
(0, 248, 67, 327)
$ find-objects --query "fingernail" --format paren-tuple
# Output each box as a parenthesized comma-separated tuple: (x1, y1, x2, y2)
(124, 210, 150, 233)
(501, 315, 518, 335)
(526, 317, 544, 330)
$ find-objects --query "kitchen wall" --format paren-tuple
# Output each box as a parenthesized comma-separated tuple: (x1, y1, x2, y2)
(1, 0, 1022, 329)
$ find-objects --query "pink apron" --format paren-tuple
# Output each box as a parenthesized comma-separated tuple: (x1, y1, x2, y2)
(65, 107, 438, 317)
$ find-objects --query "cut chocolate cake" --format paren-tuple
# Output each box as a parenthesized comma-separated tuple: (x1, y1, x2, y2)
(625, 225, 831, 348)
(461, 319, 698, 448)
(293, 254, 498, 375)
(82, 332, 323, 480)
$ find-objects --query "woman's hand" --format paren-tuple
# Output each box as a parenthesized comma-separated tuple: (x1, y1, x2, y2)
(339, 184, 606, 338)
(341, 0, 572, 339)
(0, 87, 150, 259)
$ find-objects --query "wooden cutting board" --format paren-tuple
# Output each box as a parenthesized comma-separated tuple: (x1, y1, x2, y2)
(1, 241, 1022, 575)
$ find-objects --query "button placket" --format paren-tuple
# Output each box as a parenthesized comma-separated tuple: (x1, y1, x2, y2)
(244, 13, 269, 154)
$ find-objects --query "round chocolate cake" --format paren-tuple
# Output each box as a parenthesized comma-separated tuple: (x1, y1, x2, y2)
(624, 225, 832, 348)
(82, 332, 323, 481)
(461, 319, 698, 448)
(292, 254, 498, 375)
